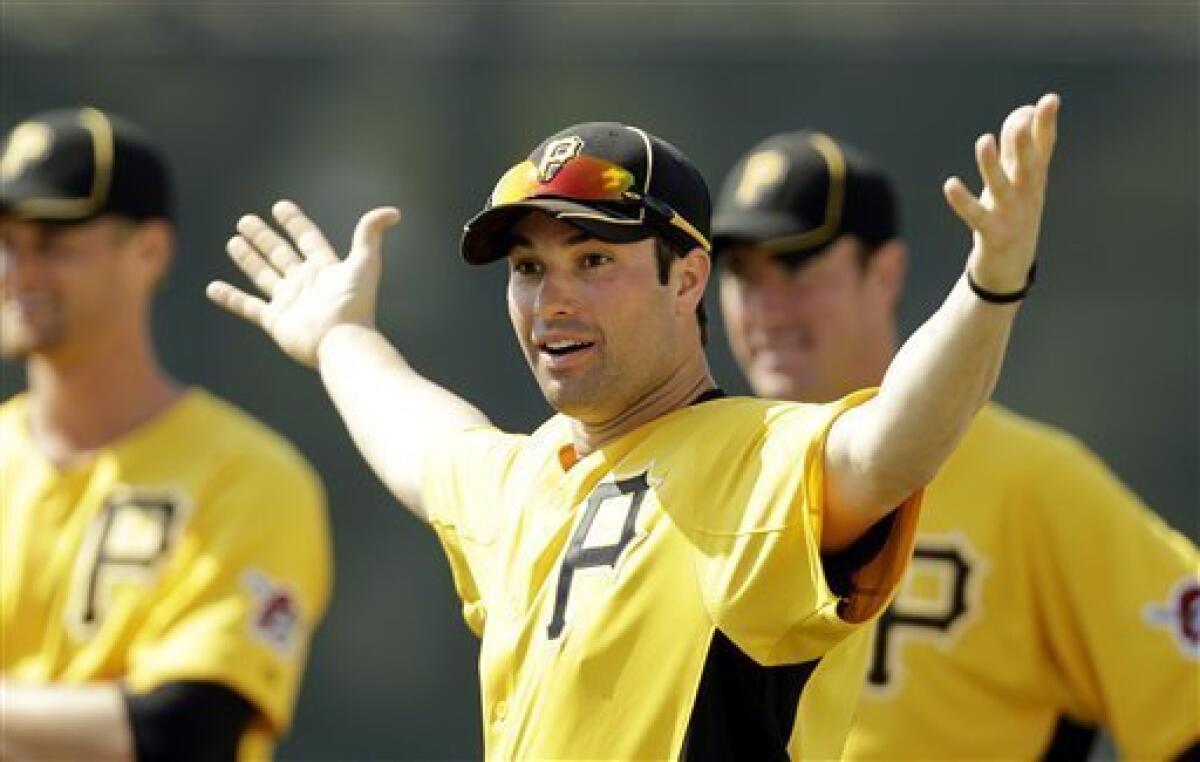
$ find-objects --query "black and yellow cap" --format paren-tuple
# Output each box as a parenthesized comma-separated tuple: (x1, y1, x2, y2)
(711, 131, 897, 261)
(0, 107, 173, 223)
(461, 121, 711, 265)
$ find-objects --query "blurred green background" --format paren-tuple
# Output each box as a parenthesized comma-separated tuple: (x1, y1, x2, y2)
(2, 2, 1195, 758)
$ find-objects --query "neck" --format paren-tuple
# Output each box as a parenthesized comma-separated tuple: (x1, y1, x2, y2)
(25, 328, 182, 466)
(569, 351, 716, 461)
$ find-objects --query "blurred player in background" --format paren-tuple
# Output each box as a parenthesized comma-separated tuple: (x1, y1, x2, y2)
(0, 107, 332, 761)
(209, 96, 1061, 758)
(712, 129, 1199, 759)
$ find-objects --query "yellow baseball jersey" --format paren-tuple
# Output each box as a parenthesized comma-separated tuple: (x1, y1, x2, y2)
(845, 403, 1200, 759)
(0, 389, 332, 760)
(421, 391, 921, 760)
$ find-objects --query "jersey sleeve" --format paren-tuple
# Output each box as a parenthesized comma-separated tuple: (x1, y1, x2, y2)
(420, 425, 526, 637)
(122, 454, 332, 735)
(1024, 436, 1199, 758)
(690, 390, 921, 667)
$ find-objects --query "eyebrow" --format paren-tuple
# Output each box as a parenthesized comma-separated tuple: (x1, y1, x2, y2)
(505, 230, 597, 254)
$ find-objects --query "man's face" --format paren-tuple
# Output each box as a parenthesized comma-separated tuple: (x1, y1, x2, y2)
(0, 216, 143, 361)
(719, 235, 891, 403)
(506, 212, 689, 423)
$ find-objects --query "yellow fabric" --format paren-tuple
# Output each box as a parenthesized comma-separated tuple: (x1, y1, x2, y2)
(421, 391, 920, 760)
(0, 390, 332, 759)
(845, 403, 1200, 760)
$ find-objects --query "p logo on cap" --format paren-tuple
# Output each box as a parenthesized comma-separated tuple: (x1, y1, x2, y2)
(1, 122, 53, 183)
(712, 130, 898, 259)
(735, 150, 788, 208)
(538, 136, 584, 183)
(0, 106, 172, 223)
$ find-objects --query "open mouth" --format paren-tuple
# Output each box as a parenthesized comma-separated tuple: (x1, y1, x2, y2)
(539, 339, 596, 358)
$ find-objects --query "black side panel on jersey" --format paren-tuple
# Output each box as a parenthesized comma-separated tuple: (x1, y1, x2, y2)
(680, 630, 819, 761)
(1172, 739, 1200, 762)
(821, 511, 897, 598)
(1039, 715, 1097, 761)
(124, 680, 254, 762)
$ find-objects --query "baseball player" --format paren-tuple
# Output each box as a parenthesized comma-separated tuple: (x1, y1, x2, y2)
(208, 95, 1058, 758)
(712, 129, 1199, 758)
(0, 108, 332, 760)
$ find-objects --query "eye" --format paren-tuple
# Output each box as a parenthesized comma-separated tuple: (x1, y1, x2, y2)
(511, 258, 542, 276)
(581, 252, 612, 269)
(722, 255, 747, 277)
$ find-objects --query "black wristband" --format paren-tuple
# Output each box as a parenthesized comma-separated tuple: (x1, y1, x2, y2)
(967, 262, 1037, 303)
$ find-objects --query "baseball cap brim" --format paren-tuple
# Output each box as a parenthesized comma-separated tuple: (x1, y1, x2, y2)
(0, 177, 96, 222)
(461, 198, 653, 265)
(711, 208, 827, 254)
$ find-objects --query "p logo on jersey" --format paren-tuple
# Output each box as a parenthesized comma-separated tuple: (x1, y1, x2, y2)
(867, 532, 987, 693)
(1143, 576, 1200, 659)
(547, 471, 652, 640)
(67, 486, 189, 641)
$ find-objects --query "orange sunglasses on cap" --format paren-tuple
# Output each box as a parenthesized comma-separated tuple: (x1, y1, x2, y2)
(487, 154, 712, 253)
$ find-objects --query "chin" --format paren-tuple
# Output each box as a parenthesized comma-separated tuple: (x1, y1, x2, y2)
(748, 370, 795, 400)
(537, 378, 617, 423)
(537, 377, 587, 416)
(752, 373, 825, 404)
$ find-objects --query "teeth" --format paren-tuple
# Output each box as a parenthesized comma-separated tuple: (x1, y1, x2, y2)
(547, 340, 584, 350)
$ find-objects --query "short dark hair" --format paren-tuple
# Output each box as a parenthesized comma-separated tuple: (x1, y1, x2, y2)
(653, 236, 708, 346)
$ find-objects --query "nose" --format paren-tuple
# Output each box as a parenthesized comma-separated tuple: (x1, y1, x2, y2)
(744, 269, 797, 326)
(534, 270, 580, 319)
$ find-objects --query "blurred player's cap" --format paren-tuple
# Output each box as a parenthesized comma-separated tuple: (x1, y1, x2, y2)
(461, 122, 711, 264)
(0, 106, 173, 223)
(711, 131, 897, 262)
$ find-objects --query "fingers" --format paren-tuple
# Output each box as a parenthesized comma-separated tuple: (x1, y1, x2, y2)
(943, 176, 989, 233)
(206, 280, 267, 326)
(974, 133, 1012, 201)
(226, 235, 282, 296)
(347, 206, 402, 268)
(1032, 93, 1060, 165)
(999, 105, 1036, 185)
(237, 214, 303, 273)
(273, 199, 338, 264)
(1013, 112, 1037, 185)
(946, 93, 1060, 261)
(998, 93, 1060, 188)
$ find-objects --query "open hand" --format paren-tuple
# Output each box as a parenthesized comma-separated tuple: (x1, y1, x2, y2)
(944, 93, 1060, 294)
(207, 201, 400, 367)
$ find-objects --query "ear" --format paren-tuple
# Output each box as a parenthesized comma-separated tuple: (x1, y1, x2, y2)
(867, 239, 907, 311)
(130, 220, 174, 286)
(673, 246, 711, 316)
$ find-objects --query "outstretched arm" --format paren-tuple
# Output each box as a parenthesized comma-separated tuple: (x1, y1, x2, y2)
(207, 201, 489, 521)
(822, 94, 1060, 550)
